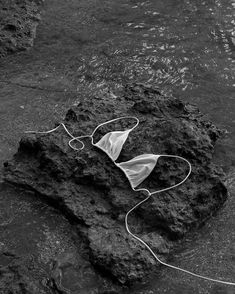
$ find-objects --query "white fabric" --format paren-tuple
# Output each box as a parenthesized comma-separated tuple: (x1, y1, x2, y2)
(94, 130, 130, 161)
(117, 154, 160, 188)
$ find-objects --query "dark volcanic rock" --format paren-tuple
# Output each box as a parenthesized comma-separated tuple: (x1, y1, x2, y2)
(0, 250, 119, 294)
(3, 84, 227, 285)
(0, 252, 58, 294)
(0, 0, 42, 58)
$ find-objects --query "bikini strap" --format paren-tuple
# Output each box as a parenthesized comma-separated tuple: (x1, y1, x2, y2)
(90, 116, 139, 145)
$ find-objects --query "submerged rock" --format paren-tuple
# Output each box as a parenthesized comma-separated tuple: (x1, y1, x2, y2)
(3, 83, 227, 285)
(0, 0, 43, 58)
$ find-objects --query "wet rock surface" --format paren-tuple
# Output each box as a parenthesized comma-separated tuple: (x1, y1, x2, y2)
(0, 0, 43, 58)
(3, 83, 228, 285)
(0, 251, 53, 294)
(0, 183, 121, 294)
(0, 250, 115, 294)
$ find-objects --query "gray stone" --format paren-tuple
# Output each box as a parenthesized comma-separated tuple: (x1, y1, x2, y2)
(0, 0, 42, 58)
(0, 252, 54, 294)
(3, 83, 227, 285)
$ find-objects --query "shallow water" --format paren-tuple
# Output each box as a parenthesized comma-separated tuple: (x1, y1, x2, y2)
(0, 0, 234, 293)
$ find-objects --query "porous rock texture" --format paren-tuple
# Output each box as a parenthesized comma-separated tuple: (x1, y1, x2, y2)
(0, 0, 43, 58)
(0, 252, 57, 294)
(3, 83, 227, 285)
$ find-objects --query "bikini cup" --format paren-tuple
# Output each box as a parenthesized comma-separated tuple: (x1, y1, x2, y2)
(91, 116, 139, 161)
(94, 130, 131, 161)
(116, 154, 160, 189)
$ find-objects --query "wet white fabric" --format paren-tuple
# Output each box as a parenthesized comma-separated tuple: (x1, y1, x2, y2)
(25, 117, 235, 286)
(94, 130, 131, 161)
(117, 154, 160, 188)
(91, 116, 139, 161)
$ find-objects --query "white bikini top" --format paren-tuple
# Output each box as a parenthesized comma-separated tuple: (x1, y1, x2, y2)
(67, 116, 191, 195)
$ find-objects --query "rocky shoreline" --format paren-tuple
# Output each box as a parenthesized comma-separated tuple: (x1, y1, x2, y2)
(3, 83, 228, 287)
